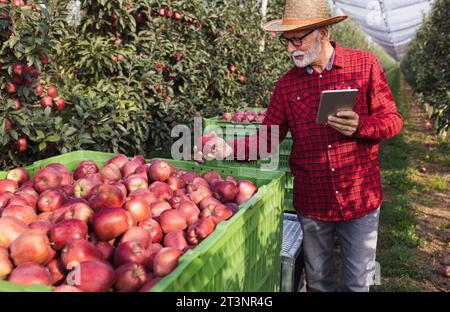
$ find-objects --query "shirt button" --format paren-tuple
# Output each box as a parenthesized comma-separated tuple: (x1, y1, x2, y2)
(297, 97, 300, 100)
(319, 74, 322, 78)
(328, 145, 332, 149)
(331, 168, 335, 172)
(336, 191, 339, 194)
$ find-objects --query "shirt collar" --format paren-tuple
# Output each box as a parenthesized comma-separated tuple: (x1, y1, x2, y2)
(305, 41, 343, 75)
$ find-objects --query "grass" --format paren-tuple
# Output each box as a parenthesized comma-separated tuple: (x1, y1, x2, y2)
(371, 67, 449, 292)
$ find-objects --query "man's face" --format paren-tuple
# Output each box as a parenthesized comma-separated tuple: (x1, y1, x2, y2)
(283, 29, 323, 68)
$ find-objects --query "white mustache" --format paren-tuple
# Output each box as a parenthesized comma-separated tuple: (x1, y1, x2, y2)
(292, 51, 305, 57)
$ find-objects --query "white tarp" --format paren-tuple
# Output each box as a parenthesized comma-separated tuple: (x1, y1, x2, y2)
(331, 0, 433, 60)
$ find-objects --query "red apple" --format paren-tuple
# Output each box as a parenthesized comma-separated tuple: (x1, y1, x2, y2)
(153, 247, 182, 277)
(88, 184, 125, 211)
(13, 63, 26, 76)
(120, 226, 151, 249)
(159, 209, 187, 234)
(73, 178, 101, 199)
(145, 243, 163, 273)
(6, 83, 16, 94)
(100, 163, 122, 181)
(211, 180, 238, 203)
(0, 192, 13, 210)
(50, 219, 88, 250)
(176, 198, 200, 226)
(61, 239, 104, 269)
(29, 220, 52, 235)
(224, 176, 238, 186)
(47, 86, 58, 98)
(200, 203, 233, 225)
(33, 167, 62, 193)
(125, 210, 138, 228)
(0, 179, 19, 193)
(50, 202, 93, 224)
(40, 96, 53, 108)
(121, 160, 142, 178)
(162, 230, 188, 250)
(224, 202, 239, 215)
(123, 197, 151, 222)
(26, 65, 39, 78)
(149, 201, 172, 218)
(91, 208, 129, 241)
(138, 218, 163, 244)
(166, 176, 185, 192)
(186, 218, 215, 245)
(114, 263, 147, 292)
(0, 217, 28, 248)
(55, 98, 65, 111)
(202, 171, 222, 184)
(188, 184, 212, 205)
(37, 189, 64, 212)
(443, 266, 450, 278)
(114, 241, 148, 267)
(106, 154, 129, 170)
(47, 258, 66, 285)
(0, 247, 13, 280)
(6, 168, 29, 186)
(180, 172, 201, 184)
(66, 260, 115, 292)
(2, 205, 37, 225)
(74, 160, 99, 180)
(17, 137, 27, 152)
(5, 194, 34, 210)
(148, 181, 173, 201)
(37, 212, 53, 222)
(235, 180, 257, 205)
(10, 229, 52, 265)
(35, 84, 44, 97)
(148, 160, 172, 182)
(95, 241, 115, 262)
(134, 164, 150, 181)
(188, 177, 210, 190)
(128, 189, 160, 207)
(39, 54, 49, 64)
(221, 112, 233, 121)
(174, 12, 183, 20)
(8, 263, 52, 286)
(198, 196, 222, 211)
(124, 174, 148, 192)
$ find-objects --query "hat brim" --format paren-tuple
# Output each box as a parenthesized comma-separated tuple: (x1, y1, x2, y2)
(262, 16, 347, 32)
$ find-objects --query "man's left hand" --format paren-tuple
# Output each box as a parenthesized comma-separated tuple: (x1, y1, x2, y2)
(327, 110, 359, 137)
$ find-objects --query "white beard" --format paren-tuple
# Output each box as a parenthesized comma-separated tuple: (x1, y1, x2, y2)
(291, 37, 322, 68)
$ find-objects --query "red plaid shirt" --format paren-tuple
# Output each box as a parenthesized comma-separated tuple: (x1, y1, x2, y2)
(230, 42, 403, 221)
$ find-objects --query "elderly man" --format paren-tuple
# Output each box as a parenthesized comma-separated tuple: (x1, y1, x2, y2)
(195, 0, 403, 292)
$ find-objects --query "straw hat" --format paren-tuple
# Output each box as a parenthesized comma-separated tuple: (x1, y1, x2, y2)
(262, 0, 347, 32)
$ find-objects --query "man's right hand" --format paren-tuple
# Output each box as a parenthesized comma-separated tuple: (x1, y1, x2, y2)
(192, 132, 233, 164)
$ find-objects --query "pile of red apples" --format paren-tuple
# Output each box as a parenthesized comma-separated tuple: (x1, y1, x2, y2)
(0, 155, 258, 292)
(221, 109, 267, 123)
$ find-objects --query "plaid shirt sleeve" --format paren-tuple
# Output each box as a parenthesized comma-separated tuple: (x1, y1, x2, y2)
(355, 57, 403, 141)
(228, 83, 289, 160)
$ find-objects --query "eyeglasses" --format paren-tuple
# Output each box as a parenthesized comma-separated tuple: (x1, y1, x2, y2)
(279, 28, 318, 47)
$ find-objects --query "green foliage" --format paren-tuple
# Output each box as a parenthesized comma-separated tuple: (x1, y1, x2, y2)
(401, 0, 450, 136)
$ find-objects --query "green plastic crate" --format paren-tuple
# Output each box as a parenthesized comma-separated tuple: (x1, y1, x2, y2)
(203, 108, 292, 171)
(0, 150, 286, 292)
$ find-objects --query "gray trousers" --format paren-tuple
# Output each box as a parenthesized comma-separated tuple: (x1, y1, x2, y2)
(297, 207, 380, 292)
